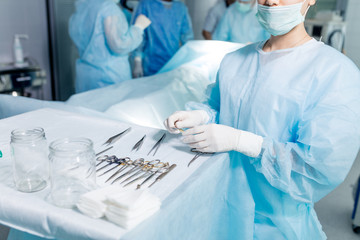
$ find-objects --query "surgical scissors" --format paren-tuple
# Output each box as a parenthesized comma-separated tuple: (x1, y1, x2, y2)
(102, 127, 131, 146)
(187, 148, 214, 167)
(121, 160, 166, 186)
(136, 162, 169, 189)
(111, 158, 144, 184)
(147, 133, 166, 156)
(98, 157, 130, 177)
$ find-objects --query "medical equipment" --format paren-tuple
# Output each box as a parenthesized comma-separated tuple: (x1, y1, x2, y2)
(98, 157, 130, 177)
(120, 159, 161, 184)
(188, 149, 214, 167)
(147, 133, 166, 156)
(49, 138, 96, 208)
(96, 146, 114, 157)
(111, 158, 145, 184)
(132, 135, 146, 152)
(96, 155, 127, 172)
(11, 127, 49, 193)
(102, 127, 131, 146)
(148, 164, 177, 188)
(0, 64, 46, 97)
(305, 11, 346, 52)
(136, 165, 169, 190)
(352, 176, 360, 233)
(122, 160, 168, 187)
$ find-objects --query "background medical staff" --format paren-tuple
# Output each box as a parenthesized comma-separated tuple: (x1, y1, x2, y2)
(202, 0, 236, 40)
(165, 0, 360, 239)
(131, 0, 194, 77)
(69, 0, 151, 93)
(213, 0, 270, 43)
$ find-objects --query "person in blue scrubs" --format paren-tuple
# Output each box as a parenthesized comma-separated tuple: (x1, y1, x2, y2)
(69, 0, 150, 93)
(131, 0, 194, 77)
(165, 0, 360, 239)
(213, 0, 270, 43)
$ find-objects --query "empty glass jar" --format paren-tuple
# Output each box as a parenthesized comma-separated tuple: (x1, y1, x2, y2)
(11, 127, 49, 192)
(49, 138, 96, 208)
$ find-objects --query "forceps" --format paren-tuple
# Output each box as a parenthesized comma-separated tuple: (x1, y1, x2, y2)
(132, 135, 146, 152)
(102, 127, 131, 146)
(188, 148, 214, 167)
(147, 133, 166, 156)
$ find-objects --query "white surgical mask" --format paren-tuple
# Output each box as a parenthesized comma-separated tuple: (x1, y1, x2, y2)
(112, 0, 120, 4)
(256, 1, 309, 36)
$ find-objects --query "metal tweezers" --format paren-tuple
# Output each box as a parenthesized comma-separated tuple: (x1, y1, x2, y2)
(147, 133, 166, 156)
(102, 127, 131, 146)
(132, 135, 146, 152)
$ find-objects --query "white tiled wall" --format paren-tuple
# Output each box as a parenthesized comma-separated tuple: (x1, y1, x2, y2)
(345, 0, 360, 68)
(0, 0, 52, 100)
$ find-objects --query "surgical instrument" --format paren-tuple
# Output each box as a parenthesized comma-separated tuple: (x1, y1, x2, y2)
(102, 127, 131, 146)
(136, 163, 169, 190)
(97, 157, 130, 177)
(96, 146, 113, 157)
(132, 135, 146, 152)
(96, 155, 124, 172)
(148, 164, 177, 188)
(147, 133, 166, 156)
(120, 159, 161, 184)
(188, 149, 214, 167)
(111, 158, 144, 184)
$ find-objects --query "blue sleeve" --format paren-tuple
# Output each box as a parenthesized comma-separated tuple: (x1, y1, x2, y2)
(186, 72, 220, 124)
(180, 6, 194, 44)
(251, 61, 360, 203)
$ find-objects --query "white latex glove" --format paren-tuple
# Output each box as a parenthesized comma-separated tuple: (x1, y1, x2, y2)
(164, 110, 210, 134)
(134, 14, 151, 30)
(132, 57, 144, 78)
(181, 124, 263, 157)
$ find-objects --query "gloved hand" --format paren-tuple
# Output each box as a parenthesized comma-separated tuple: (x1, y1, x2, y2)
(134, 14, 151, 30)
(181, 124, 263, 157)
(132, 57, 144, 78)
(164, 110, 210, 134)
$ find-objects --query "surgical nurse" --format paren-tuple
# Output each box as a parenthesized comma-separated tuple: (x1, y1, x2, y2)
(213, 0, 270, 43)
(165, 0, 360, 239)
(131, 0, 194, 77)
(69, 0, 151, 93)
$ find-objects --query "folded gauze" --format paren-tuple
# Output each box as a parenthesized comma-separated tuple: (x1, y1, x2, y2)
(105, 189, 161, 229)
(77, 185, 124, 218)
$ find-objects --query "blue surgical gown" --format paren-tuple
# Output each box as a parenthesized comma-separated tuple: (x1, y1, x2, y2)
(213, 3, 270, 43)
(132, 0, 194, 76)
(69, 0, 144, 93)
(191, 39, 360, 239)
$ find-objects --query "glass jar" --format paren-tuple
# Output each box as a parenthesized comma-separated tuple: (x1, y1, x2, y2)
(11, 127, 49, 192)
(49, 138, 96, 208)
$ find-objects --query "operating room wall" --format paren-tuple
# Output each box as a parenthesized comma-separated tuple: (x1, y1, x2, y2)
(0, 0, 52, 100)
(344, 0, 360, 67)
(185, 0, 218, 40)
